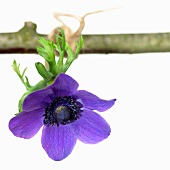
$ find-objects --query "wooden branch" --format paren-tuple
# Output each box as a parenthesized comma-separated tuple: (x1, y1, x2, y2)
(1, 22, 170, 54)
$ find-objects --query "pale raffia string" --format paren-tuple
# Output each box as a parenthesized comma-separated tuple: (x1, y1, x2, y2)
(47, 7, 120, 54)
(46, 8, 119, 69)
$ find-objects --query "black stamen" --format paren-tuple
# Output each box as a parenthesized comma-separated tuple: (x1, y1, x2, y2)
(43, 96, 82, 127)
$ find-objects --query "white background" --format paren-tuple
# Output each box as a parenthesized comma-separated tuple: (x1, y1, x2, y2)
(0, 0, 170, 169)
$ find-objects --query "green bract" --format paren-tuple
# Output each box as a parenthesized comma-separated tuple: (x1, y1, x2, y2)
(12, 28, 83, 113)
(12, 60, 32, 91)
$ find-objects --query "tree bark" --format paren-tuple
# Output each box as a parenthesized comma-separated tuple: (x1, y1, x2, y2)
(0, 22, 170, 54)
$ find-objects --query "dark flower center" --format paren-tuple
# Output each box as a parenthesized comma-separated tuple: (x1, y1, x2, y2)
(43, 96, 82, 126)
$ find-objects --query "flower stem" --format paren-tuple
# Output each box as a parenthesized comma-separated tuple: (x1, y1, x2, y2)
(18, 80, 47, 112)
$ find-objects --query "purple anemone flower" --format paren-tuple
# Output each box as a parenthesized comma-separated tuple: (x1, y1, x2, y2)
(9, 73, 116, 161)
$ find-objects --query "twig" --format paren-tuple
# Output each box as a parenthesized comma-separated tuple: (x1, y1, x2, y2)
(0, 22, 170, 54)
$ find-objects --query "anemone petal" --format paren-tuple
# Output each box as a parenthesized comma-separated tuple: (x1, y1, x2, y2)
(50, 74, 79, 96)
(71, 109, 111, 144)
(23, 89, 54, 111)
(9, 108, 44, 139)
(41, 125, 77, 161)
(74, 90, 116, 112)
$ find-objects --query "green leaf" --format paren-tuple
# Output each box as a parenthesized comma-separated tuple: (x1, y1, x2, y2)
(60, 35, 84, 73)
(75, 35, 84, 56)
(36, 37, 55, 63)
(35, 62, 54, 81)
(12, 60, 32, 90)
(54, 28, 67, 75)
